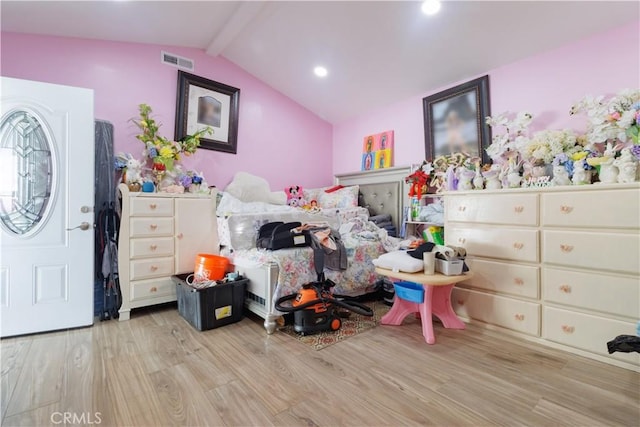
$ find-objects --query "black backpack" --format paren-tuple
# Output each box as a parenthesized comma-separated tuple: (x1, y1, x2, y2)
(256, 221, 311, 250)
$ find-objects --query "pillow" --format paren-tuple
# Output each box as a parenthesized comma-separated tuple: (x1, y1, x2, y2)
(317, 185, 359, 209)
(216, 192, 292, 216)
(372, 251, 424, 273)
(303, 187, 323, 204)
(224, 172, 286, 205)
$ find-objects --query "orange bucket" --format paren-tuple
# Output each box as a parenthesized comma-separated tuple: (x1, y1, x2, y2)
(194, 254, 229, 282)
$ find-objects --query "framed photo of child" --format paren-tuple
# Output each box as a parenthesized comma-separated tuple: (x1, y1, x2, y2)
(422, 76, 491, 164)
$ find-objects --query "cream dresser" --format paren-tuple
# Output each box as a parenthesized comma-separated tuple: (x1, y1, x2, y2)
(444, 184, 640, 371)
(117, 184, 219, 320)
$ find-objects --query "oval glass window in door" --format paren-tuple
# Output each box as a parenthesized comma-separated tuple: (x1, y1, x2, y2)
(0, 110, 54, 236)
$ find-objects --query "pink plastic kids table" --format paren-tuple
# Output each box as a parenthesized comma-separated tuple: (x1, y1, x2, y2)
(376, 267, 473, 344)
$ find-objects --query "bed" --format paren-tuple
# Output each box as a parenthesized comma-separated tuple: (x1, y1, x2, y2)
(218, 169, 410, 333)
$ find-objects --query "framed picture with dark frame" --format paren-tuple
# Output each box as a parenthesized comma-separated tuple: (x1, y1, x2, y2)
(175, 70, 240, 154)
(422, 75, 491, 164)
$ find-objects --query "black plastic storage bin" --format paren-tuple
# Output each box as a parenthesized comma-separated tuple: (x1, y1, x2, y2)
(172, 273, 247, 331)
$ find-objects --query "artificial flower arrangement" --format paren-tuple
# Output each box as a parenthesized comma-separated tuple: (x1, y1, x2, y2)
(570, 89, 640, 145)
(517, 129, 581, 166)
(485, 111, 533, 163)
(131, 103, 212, 173)
(114, 104, 214, 192)
(176, 169, 205, 191)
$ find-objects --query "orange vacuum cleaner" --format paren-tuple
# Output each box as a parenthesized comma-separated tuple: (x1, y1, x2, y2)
(275, 274, 373, 335)
(275, 226, 374, 335)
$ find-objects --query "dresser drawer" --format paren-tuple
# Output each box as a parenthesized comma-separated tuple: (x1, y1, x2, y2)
(543, 267, 639, 319)
(130, 257, 174, 281)
(543, 307, 639, 365)
(542, 189, 640, 229)
(130, 217, 174, 238)
(452, 288, 540, 336)
(130, 197, 173, 217)
(462, 258, 539, 299)
(130, 237, 174, 259)
(446, 193, 538, 226)
(446, 227, 539, 263)
(543, 230, 640, 275)
(130, 277, 176, 302)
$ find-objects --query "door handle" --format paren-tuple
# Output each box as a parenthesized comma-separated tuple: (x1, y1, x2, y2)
(67, 222, 92, 231)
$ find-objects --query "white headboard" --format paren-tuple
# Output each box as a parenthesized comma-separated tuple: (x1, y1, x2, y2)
(335, 166, 411, 232)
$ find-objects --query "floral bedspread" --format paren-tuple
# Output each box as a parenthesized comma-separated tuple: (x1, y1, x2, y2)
(232, 217, 399, 307)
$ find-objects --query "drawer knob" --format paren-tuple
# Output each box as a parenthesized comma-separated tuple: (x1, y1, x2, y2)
(457, 237, 466, 244)
(514, 205, 524, 213)
(513, 242, 524, 250)
(559, 284, 572, 293)
(514, 278, 524, 285)
(150, 244, 157, 251)
(561, 325, 575, 334)
(458, 206, 466, 212)
(150, 286, 157, 293)
(560, 205, 573, 214)
(560, 244, 573, 253)
(177, 233, 184, 240)
(514, 314, 525, 321)
(150, 224, 158, 230)
(149, 203, 157, 210)
(150, 265, 158, 272)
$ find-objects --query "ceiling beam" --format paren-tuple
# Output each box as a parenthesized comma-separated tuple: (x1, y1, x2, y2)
(205, 1, 267, 57)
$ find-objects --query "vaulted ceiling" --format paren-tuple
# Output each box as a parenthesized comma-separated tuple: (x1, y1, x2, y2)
(2, 1, 637, 123)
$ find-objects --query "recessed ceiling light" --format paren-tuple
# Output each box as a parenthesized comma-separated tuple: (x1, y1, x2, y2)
(421, 0, 441, 16)
(314, 66, 328, 78)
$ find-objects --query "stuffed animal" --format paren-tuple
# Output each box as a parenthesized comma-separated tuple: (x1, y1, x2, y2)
(124, 155, 143, 184)
(285, 185, 306, 207)
(405, 170, 429, 197)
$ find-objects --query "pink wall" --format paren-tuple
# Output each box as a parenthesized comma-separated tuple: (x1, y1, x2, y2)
(332, 20, 640, 175)
(0, 32, 334, 190)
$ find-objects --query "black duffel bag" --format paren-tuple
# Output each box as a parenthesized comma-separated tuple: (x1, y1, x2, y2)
(256, 221, 311, 250)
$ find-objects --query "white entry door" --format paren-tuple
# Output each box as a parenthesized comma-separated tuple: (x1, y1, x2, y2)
(0, 77, 94, 337)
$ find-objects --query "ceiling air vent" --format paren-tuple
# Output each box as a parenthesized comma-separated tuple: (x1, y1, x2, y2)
(161, 51, 194, 71)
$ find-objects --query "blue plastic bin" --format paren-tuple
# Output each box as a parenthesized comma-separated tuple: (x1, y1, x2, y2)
(393, 281, 425, 303)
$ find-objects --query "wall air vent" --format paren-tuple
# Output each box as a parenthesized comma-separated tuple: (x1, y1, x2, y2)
(161, 51, 194, 71)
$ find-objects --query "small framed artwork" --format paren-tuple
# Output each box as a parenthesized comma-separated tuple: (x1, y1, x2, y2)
(175, 71, 240, 154)
(422, 75, 491, 163)
(361, 130, 394, 171)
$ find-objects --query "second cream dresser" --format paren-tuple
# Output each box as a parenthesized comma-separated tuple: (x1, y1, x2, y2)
(444, 183, 640, 371)
(117, 184, 219, 320)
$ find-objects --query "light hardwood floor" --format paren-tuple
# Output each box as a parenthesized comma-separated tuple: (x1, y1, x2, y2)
(2, 304, 639, 426)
